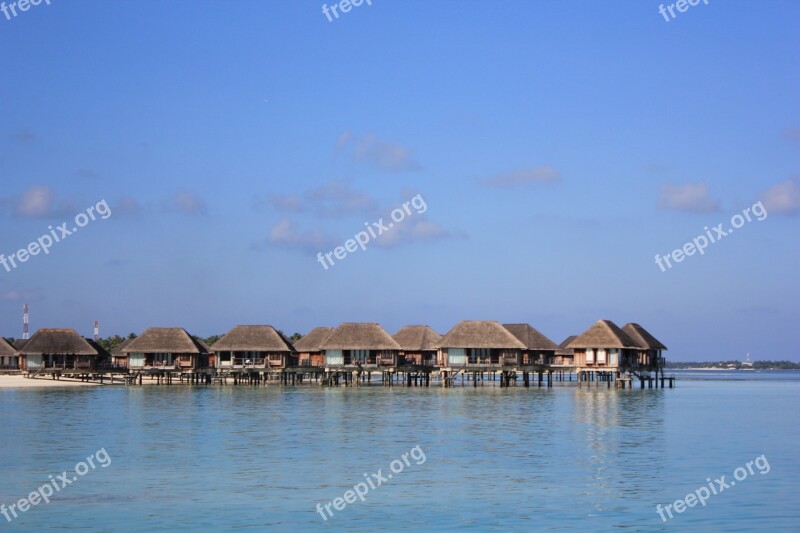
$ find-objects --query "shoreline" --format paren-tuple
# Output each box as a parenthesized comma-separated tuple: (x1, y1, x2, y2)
(0, 375, 115, 388)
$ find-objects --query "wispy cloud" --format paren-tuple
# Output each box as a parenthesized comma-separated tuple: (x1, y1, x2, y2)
(371, 219, 466, 248)
(265, 219, 338, 253)
(658, 183, 721, 213)
(337, 131, 421, 172)
(265, 181, 378, 218)
(482, 166, 562, 188)
(105, 258, 129, 268)
(75, 168, 99, 179)
(0, 289, 41, 302)
(261, 189, 465, 254)
(9, 128, 35, 143)
(166, 190, 207, 215)
(760, 176, 800, 214)
(12, 186, 75, 219)
(114, 196, 144, 217)
(782, 127, 800, 144)
(643, 163, 672, 174)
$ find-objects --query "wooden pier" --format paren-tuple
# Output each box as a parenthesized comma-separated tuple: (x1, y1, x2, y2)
(118, 364, 675, 390)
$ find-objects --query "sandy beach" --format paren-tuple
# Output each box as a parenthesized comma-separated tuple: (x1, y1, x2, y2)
(0, 375, 111, 388)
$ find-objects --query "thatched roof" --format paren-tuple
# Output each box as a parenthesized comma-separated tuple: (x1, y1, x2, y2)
(110, 338, 133, 356)
(196, 338, 213, 354)
(211, 325, 294, 352)
(567, 320, 637, 349)
(86, 339, 111, 359)
(322, 323, 400, 351)
(393, 325, 442, 351)
(0, 338, 16, 356)
(502, 324, 559, 351)
(293, 327, 334, 352)
(18, 328, 102, 356)
(12, 339, 28, 351)
(122, 328, 209, 354)
(437, 321, 526, 349)
(556, 335, 577, 356)
(622, 323, 667, 350)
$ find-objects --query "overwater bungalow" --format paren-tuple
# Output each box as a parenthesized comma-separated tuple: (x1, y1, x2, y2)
(437, 321, 526, 367)
(622, 323, 667, 371)
(502, 324, 559, 365)
(111, 338, 132, 368)
(392, 325, 441, 366)
(123, 327, 210, 371)
(293, 326, 334, 367)
(322, 323, 401, 368)
(17, 328, 109, 372)
(0, 337, 18, 370)
(212, 325, 297, 369)
(554, 335, 577, 366)
(567, 320, 638, 371)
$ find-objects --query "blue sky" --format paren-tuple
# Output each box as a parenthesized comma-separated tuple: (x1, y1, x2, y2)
(0, 1, 798, 361)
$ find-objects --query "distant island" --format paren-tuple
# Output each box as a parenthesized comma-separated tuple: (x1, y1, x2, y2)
(666, 360, 800, 370)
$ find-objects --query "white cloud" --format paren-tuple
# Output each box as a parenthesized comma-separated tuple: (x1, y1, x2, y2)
(115, 196, 143, 216)
(266, 181, 378, 218)
(658, 183, 721, 213)
(266, 219, 337, 252)
(15, 186, 55, 217)
(760, 177, 800, 214)
(337, 131, 421, 172)
(168, 190, 207, 215)
(483, 166, 562, 188)
(12, 186, 76, 218)
(782, 127, 800, 144)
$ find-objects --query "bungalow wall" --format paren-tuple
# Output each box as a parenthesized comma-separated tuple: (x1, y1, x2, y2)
(298, 351, 325, 367)
(399, 350, 437, 366)
(21, 354, 97, 371)
(128, 352, 209, 370)
(443, 348, 522, 366)
(215, 351, 295, 369)
(0, 355, 19, 369)
(325, 350, 398, 367)
(551, 354, 574, 366)
(633, 349, 662, 369)
(522, 350, 556, 365)
(574, 348, 638, 368)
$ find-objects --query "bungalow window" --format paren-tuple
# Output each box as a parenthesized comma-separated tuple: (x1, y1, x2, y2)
(448, 348, 466, 366)
(597, 349, 607, 364)
(586, 349, 595, 364)
(609, 349, 619, 366)
(352, 350, 369, 363)
(470, 348, 490, 363)
(326, 350, 344, 365)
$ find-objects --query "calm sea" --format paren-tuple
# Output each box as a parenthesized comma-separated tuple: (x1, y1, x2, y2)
(1, 370, 798, 532)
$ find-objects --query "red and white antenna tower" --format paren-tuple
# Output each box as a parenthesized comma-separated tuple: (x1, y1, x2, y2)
(23, 304, 29, 340)
(94, 321, 100, 341)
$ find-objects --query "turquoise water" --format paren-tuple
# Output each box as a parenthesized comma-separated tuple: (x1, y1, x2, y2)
(1, 371, 798, 531)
